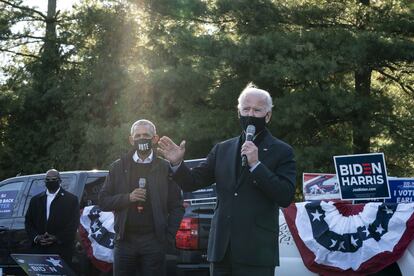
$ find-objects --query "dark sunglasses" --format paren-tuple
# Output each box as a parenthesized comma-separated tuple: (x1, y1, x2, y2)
(45, 177, 60, 182)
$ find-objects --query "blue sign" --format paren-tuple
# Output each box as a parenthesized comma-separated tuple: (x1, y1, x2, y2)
(0, 190, 18, 218)
(385, 178, 414, 203)
(334, 153, 390, 200)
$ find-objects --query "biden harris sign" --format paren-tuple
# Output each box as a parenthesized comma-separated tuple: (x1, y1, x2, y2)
(334, 153, 390, 200)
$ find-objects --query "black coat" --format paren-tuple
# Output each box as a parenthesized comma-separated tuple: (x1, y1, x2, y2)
(98, 151, 184, 245)
(173, 129, 296, 266)
(25, 188, 80, 262)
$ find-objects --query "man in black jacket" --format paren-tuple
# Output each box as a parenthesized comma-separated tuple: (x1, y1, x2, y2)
(158, 83, 296, 276)
(25, 169, 79, 267)
(99, 119, 184, 276)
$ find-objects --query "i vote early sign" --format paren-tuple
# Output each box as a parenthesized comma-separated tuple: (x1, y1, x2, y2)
(334, 153, 390, 200)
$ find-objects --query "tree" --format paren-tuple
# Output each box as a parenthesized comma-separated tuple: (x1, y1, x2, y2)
(133, 0, 414, 187)
(0, 0, 138, 178)
(1, 0, 413, 190)
(0, 0, 62, 177)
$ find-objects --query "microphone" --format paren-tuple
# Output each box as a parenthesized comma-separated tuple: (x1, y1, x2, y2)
(137, 177, 146, 213)
(242, 125, 256, 167)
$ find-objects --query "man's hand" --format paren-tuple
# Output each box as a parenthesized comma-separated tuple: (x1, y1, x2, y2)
(129, 188, 146, 203)
(241, 141, 259, 167)
(34, 234, 46, 244)
(38, 232, 57, 246)
(158, 136, 186, 166)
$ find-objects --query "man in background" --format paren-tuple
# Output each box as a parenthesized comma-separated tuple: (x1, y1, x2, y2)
(25, 169, 79, 267)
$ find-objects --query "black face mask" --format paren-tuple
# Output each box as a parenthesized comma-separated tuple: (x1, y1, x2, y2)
(45, 180, 60, 192)
(134, 138, 152, 154)
(239, 115, 267, 134)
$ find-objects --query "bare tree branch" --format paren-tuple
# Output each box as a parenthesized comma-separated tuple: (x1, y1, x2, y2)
(15, 18, 45, 23)
(0, 34, 45, 41)
(376, 69, 414, 96)
(5, 40, 42, 49)
(0, 0, 47, 19)
(0, 47, 39, 59)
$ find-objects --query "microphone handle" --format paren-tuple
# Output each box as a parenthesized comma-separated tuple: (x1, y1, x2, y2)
(242, 154, 248, 167)
(242, 130, 254, 167)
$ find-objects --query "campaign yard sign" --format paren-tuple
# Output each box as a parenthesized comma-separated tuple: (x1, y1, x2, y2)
(302, 173, 340, 201)
(11, 254, 76, 276)
(334, 153, 390, 200)
(0, 190, 18, 218)
(385, 178, 414, 203)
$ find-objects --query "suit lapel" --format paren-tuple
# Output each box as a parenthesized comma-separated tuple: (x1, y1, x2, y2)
(225, 137, 239, 191)
(121, 153, 134, 193)
(39, 193, 47, 230)
(257, 131, 277, 166)
(47, 190, 64, 225)
(149, 158, 162, 219)
(148, 159, 161, 200)
(235, 167, 249, 191)
(234, 130, 275, 191)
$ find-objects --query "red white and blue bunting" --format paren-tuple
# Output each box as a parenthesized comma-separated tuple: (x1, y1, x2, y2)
(283, 201, 414, 275)
(79, 205, 114, 272)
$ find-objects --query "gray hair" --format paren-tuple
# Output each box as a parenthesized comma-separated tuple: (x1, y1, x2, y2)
(130, 119, 157, 136)
(237, 82, 273, 112)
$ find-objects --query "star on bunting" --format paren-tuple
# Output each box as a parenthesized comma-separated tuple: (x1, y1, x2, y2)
(311, 209, 323, 221)
(376, 225, 385, 234)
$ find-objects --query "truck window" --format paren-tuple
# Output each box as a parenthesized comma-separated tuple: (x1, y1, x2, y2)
(23, 176, 77, 215)
(81, 176, 106, 207)
(59, 175, 77, 194)
(0, 181, 24, 218)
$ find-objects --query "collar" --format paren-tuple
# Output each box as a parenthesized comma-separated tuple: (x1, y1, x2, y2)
(132, 150, 154, 164)
(46, 187, 61, 196)
(241, 128, 268, 145)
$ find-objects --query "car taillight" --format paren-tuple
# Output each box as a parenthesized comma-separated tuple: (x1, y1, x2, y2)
(176, 217, 199, 250)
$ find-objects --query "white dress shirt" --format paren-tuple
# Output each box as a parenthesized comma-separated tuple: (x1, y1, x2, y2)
(46, 187, 61, 220)
(133, 150, 154, 164)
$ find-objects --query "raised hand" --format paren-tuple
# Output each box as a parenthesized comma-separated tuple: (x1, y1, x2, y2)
(158, 136, 186, 166)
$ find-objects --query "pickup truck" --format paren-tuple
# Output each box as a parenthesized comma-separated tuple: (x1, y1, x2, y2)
(0, 170, 108, 275)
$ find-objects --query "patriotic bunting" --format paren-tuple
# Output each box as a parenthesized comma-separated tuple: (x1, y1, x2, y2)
(79, 205, 115, 272)
(283, 201, 414, 275)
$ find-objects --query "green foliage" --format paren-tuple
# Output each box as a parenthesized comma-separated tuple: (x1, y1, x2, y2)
(136, 0, 414, 200)
(1, 0, 414, 204)
(0, 0, 137, 177)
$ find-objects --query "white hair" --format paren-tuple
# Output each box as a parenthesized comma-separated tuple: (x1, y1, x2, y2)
(130, 119, 157, 136)
(237, 82, 273, 112)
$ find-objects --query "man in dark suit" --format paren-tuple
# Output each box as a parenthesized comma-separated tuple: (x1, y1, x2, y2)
(158, 83, 296, 276)
(25, 169, 79, 267)
(98, 119, 184, 276)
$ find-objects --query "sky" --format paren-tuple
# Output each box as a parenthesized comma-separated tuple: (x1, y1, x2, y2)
(23, 0, 80, 12)
(0, 1, 80, 82)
